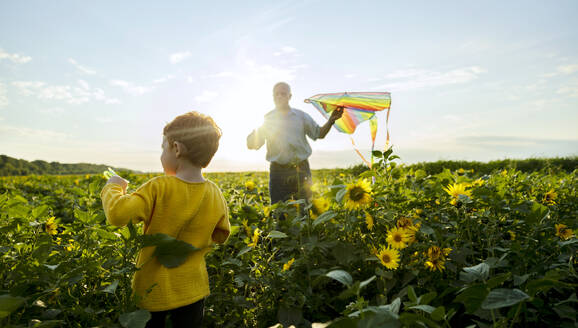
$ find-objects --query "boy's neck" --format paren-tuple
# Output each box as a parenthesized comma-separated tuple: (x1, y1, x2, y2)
(173, 162, 205, 183)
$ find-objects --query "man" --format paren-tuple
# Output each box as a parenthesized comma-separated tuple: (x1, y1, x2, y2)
(247, 82, 343, 204)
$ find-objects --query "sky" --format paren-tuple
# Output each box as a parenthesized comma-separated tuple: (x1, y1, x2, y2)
(1, 1, 577, 172)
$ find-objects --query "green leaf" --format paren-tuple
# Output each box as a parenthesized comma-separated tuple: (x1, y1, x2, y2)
(359, 275, 376, 290)
(237, 246, 252, 257)
(460, 262, 490, 282)
(140, 233, 201, 268)
(0, 294, 26, 319)
(43, 264, 59, 271)
(119, 309, 151, 328)
(383, 298, 401, 314)
(486, 272, 512, 289)
(336, 188, 348, 203)
(266, 230, 288, 239)
(399, 312, 441, 328)
(419, 224, 435, 235)
(359, 170, 376, 179)
(29, 320, 65, 328)
(453, 284, 489, 314)
(513, 274, 530, 286)
(409, 305, 436, 314)
(326, 270, 353, 288)
(31, 205, 50, 219)
(102, 280, 119, 294)
(372, 150, 383, 158)
(481, 288, 529, 310)
(527, 201, 549, 223)
(383, 148, 393, 160)
(418, 291, 437, 305)
(525, 278, 571, 297)
(431, 306, 445, 321)
(407, 286, 417, 303)
(312, 210, 337, 227)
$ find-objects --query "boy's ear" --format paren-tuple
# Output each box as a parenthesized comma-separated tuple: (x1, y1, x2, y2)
(173, 141, 187, 158)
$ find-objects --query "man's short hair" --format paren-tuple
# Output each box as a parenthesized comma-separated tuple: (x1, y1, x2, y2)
(163, 111, 222, 168)
(273, 82, 291, 93)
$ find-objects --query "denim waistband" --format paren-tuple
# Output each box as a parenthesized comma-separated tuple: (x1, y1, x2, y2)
(270, 160, 308, 169)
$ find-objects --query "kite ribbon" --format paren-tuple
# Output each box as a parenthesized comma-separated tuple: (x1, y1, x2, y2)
(350, 136, 371, 167)
(384, 107, 391, 151)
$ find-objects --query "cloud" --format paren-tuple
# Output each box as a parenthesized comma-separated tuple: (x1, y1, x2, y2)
(195, 90, 218, 103)
(541, 64, 578, 78)
(12, 80, 120, 105)
(110, 79, 153, 96)
(0, 48, 31, 64)
(455, 136, 578, 154)
(373, 66, 487, 91)
(203, 71, 234, 78)
(152, 75, 175, 84)
(274, 46, 298, 56)
(0, 82, 8, 107)
(556, 82, 578, 98)
(68, 58, 96, 75)
(169, 51, 191, 64)
(265, 17, 295, 32)
(0, 125, 69, 140)
(557, 64, 578, 75)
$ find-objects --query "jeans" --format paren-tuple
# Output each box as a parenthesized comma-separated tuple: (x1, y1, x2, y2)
(145, 299, 204, 328)
(269, 160, 312, 204)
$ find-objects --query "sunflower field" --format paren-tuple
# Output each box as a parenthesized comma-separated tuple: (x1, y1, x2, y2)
(0, 152, 577, 327)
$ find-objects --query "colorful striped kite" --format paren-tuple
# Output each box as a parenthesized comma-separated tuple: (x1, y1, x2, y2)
(305, 92, 391, 167)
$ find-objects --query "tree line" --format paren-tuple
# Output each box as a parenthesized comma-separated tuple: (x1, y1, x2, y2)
(0, 155, 130, 176)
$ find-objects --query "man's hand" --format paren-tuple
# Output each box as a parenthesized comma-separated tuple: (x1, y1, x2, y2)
(330, 106, 344, 123)
(107, 175, 129, 193)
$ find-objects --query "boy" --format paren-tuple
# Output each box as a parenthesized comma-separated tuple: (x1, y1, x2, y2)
(101, 111, 230, 327)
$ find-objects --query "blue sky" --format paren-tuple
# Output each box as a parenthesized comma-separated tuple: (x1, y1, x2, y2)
(1, 1, 577, 172)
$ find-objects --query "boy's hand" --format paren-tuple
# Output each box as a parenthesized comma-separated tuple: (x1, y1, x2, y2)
(107, 175, 129, 193)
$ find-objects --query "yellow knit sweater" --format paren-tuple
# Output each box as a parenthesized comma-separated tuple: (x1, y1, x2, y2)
(101, 176, 230, 311)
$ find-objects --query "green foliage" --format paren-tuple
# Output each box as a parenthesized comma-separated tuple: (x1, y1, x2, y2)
(0, 157, 577, 327)
(0, 154, 136, 176)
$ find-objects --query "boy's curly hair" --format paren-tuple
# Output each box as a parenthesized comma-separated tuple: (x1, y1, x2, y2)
(163, 111, 222, 168)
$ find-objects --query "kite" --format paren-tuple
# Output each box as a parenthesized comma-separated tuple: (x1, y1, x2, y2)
(305, 92, 391, 167)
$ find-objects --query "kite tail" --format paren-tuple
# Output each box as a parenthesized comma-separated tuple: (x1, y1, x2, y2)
(369, 116, 378, 169)
(383, 107, 391, 151)
(350, 136, 371, 168)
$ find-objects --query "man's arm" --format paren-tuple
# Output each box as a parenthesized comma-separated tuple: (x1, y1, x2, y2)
(247, 127, 266, 150)
(318, 107, 344, 139)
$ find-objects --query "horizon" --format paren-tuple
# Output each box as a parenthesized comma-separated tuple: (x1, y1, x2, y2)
(2, 152, 576, 175)
(1, 1, 577, 172)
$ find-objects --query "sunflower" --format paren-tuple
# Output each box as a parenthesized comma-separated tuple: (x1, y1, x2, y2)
(543, 189, 557, 205)
(472, 178, 485, 187)
(45, 217, 58, 235)
(245, 180, 256, 191)
(386, 227, 410, 249)
(443, 183, 472, 199)
(426, 246, 443, 260)
(343, 179, 372, 210)
(425, 258, 445, 272)
(364, 211, 374, 231)
(282, 258, 295, 271)
(263, 206, 271, 217)
(311, 197, 330, 218)
(377, 247, 400, 270)
(241, 219, 252, 237)
(247, 228, 260, 247)
(555, 224, 574, 240)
